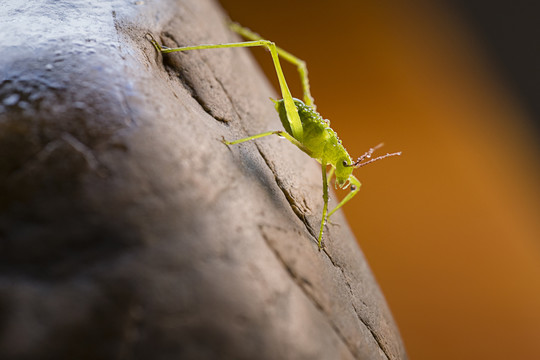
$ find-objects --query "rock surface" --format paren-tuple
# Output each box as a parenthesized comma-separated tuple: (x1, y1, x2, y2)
(0, 0, 407, 359)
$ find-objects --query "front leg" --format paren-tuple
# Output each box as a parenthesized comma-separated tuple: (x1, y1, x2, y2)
(223, 130, 312, 157)
(328, 175, 361, 217)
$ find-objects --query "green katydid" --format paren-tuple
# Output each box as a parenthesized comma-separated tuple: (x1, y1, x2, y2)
(147, 23, 401, 249)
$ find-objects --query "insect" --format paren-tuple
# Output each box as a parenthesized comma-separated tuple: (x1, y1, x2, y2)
(147, 23, 401, 249)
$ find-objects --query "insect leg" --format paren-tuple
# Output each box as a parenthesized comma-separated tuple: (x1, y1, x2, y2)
(327, 167, 335, 187)
(271, 131, 312, 155)
(229, 23, 315, 108)
(222, 131, 276, 145)
(318, 161, 329, 249)
(223, 130, 311, 156)
(146, 33, 303, 142)
(328, 175, 361, 217)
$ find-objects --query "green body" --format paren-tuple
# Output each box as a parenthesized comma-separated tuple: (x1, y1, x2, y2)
(275, 99, 353, 187)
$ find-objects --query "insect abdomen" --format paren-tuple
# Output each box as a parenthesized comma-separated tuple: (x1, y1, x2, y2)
(275, 98, 349, 164)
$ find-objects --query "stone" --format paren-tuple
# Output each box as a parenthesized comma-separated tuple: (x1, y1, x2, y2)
(0, 1, 407, 359)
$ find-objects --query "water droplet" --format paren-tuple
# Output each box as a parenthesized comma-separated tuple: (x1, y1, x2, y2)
(18, 101, 30, 110)
(3, 94, 20, 106)
(73, 101, 86, 109)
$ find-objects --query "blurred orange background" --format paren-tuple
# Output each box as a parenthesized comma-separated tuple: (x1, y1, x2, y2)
(219, 0, 540, 359)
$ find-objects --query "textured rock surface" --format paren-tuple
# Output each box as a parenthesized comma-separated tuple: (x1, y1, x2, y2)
(0, 0, 407, 359)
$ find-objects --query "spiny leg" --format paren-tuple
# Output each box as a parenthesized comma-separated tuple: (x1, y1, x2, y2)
(146, 33, 303, 142)
(328, 175, 361, 217)
(318, 161, 329, 249)
(229, 23, 315, 108)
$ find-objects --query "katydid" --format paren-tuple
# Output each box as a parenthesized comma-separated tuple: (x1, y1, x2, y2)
(147, 23, 401, 249)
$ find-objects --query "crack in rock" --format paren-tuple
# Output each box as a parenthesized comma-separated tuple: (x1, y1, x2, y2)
(323, 248, 392, 360)
(255, 148, 318, 242)
(260, 223, 393, 360)
(251, 150, 394, 359)
(259, 226, 357, 359)
(156, 32, 232, 124)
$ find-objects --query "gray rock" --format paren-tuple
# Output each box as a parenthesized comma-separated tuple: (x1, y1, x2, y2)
(0, 0, 407, 359)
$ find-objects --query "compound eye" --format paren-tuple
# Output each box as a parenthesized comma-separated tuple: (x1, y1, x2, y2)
(342, 160, 348, 167)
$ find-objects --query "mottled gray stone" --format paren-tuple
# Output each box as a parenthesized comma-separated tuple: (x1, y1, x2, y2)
(0, 0, 407, 359)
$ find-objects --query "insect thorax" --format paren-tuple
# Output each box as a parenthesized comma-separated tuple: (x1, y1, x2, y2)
(274, 98, 353, 185)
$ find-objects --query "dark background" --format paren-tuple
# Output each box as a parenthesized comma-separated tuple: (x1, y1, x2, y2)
(219, 1, 540, 359)
(454, 0, 540, 136)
